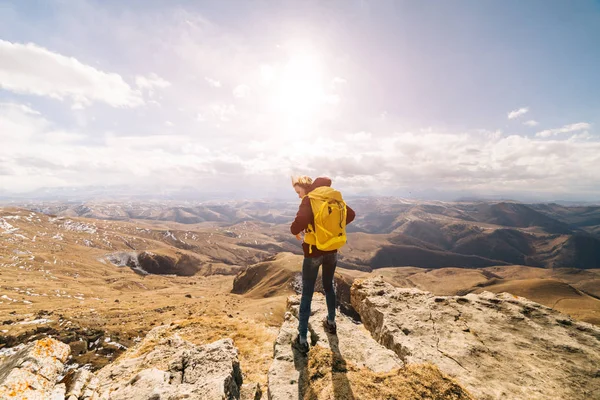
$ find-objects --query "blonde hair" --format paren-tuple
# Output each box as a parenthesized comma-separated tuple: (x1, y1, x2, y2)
(291, 175, 313, 190)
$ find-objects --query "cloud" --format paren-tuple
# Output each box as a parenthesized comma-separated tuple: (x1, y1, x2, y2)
(204, 77, 222, 88)
(535, 122, 591, 138)
(209, 103, 236, 121)
(507, 107, 529, 119)
(0, 102, 40, 115)
(2, 102, 600, 198)
(0, 39, 144, 108)
(523, 120, 539, 127)
(233, 84, 251, 98)
(135, 73, 171, 95)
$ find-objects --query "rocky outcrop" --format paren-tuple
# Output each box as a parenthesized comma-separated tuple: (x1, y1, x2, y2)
(351, 276, 600, 400)
(0, 326, 259, 399)
(269, 293, 429, 399)
(0, 337, 70, 399)
(104, 251, 204, 276)
(268, 293, 474, 399)
(92, 325, 243, 399)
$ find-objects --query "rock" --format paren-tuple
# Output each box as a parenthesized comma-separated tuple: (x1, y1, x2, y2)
(69, 339, 88, 356)
(50, 383, 66, 399)
(351, 276, 600, 400)
(267, 293, 402, 400)
(240, 382, 262, 400)
(62, 368, 92, 398)
(95, 342, 123, 356)
(267, 312, 303, 399)
(287, 294, 401, 373)
(81, 375, 99, 399)
(0, 337, 70, 399)
(92, 325, 243, 399)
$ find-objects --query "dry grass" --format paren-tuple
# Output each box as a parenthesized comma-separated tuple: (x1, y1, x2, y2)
(168, 316, 277, 387)
(475, 278, 600, 325)
(302, 345, 474, 400)
(404, 268, 490, 295)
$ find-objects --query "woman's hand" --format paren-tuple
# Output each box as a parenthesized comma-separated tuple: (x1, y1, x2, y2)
(295, 233, 303, 241)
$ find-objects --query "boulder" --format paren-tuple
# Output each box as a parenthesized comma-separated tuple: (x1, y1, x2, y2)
(0, 337, 70, 399)
(93, 325, 243, 399)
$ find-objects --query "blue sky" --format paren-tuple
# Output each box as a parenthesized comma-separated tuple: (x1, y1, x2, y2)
(0, 0, 599, 200)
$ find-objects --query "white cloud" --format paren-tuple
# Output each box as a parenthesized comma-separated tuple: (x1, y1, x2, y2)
(204, 77, 221, 88)
(523, 120, 539, 127)
(0, 102, 40, 115)
(209, 103, 236, 121)
(508, 107, 529, 119)
(233, 84, 251, 98)
(569, 132, 593, 141)
(2, 102, 600, 198)
(0, 39, 144, 108)
(135, 73, 171, 96)
(536, 122, 591, 138)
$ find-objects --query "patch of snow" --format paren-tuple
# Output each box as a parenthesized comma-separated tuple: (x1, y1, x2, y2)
(107, 341, 128, 350)
(0, 218, 18, 234)
(0, 343, 26, 358)
(19, 318, 53, 325)
(164, 230, 179, 241)
(61, 219, 97, 234)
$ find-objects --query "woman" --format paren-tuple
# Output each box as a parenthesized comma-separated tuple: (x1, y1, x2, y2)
(290, 176, 356, 354)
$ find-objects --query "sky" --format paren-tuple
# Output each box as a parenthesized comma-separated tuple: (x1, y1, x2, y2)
(1, 0, 599, 201)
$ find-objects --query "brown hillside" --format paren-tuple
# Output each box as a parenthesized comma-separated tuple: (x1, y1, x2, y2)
(473, 278, 600, 325)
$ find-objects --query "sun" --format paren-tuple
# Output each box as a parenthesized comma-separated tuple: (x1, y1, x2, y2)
(277, 53, 325, 118)
(269, 47, 332, 122)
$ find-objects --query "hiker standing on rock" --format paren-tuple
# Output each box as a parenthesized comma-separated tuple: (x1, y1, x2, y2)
(290, 176, 356, 354)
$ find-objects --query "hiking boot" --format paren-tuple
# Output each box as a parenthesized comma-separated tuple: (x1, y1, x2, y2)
(292, 335, 309, 355)
(323, 317, 337, 335)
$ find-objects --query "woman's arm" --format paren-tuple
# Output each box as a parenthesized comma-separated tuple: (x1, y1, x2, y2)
(346, 205, 356, 225)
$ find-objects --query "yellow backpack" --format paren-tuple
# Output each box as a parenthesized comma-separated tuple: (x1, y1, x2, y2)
(303, 186, 348, 253)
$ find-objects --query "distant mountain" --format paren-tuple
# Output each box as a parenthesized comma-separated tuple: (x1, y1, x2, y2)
(529, 203, 600, 237)
(8, 198, 600, 269)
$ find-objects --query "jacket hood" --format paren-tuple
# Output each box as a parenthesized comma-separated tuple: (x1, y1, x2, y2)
(308, 177, 332, 193)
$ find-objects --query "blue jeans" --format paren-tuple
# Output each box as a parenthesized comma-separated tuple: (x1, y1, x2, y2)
(298, 253, 337, 339)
